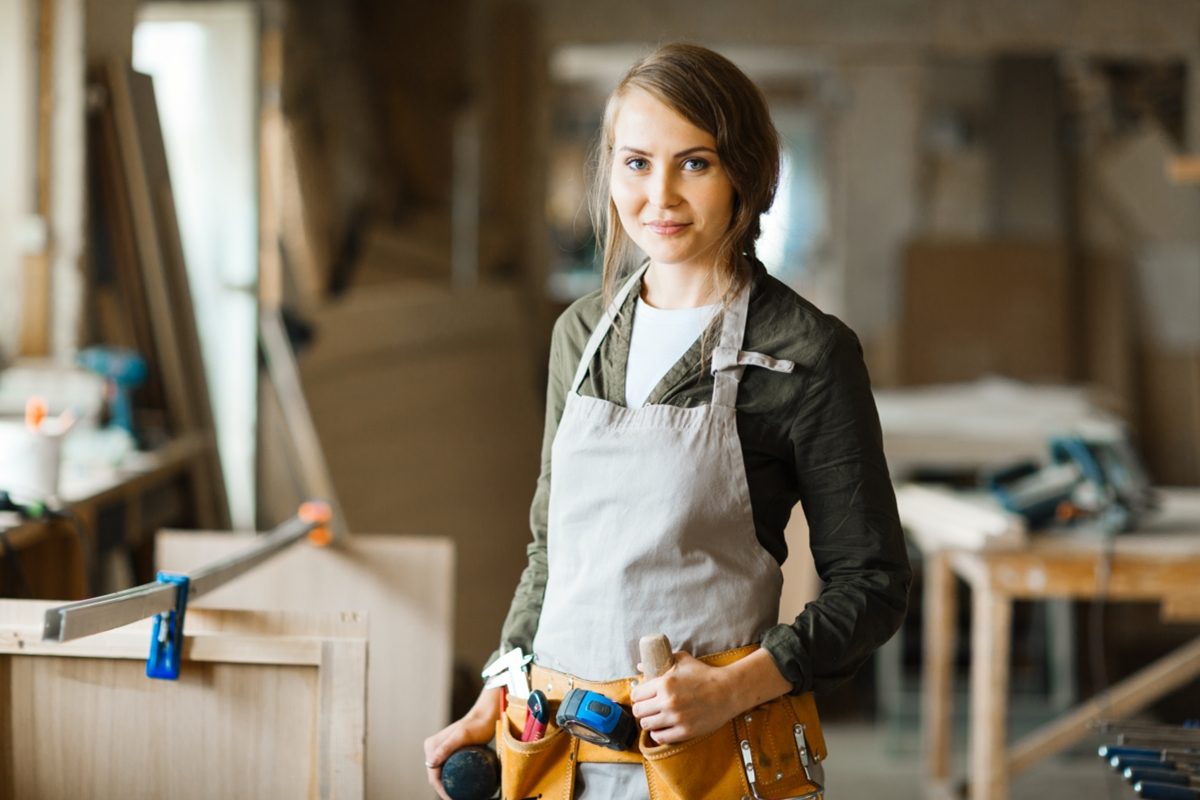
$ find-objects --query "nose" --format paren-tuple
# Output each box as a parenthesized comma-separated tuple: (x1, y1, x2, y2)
(647, 169, 680, 209)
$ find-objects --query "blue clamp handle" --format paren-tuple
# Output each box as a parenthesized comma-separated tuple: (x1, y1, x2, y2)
(146, 572, 190, 680)
(1136, 780, 1200, 800)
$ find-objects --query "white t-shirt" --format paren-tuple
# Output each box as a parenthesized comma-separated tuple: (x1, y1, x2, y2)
(625, 296, 719, 408)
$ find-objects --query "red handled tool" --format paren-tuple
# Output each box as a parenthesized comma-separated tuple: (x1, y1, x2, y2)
(521, 690, 549, 742)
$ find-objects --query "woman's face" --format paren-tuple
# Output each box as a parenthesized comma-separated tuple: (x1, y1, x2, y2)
(609, 88, 735, 275)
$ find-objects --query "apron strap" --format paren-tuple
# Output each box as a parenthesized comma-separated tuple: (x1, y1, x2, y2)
(710, 279, 752, 408)
(712, 349, 796, 374)
(568, 264, 649, 395)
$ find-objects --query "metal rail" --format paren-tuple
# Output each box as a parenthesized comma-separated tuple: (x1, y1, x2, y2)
(42, 506, 331, 643)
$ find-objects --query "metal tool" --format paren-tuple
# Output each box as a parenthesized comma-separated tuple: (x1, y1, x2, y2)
(1098, 722, 1200, 800)
(481, 646, 532, 700)
(1101, 746, 1200, 764)
(42, 501, 334, 643)
(986, 425, 1156, 533)
(1134, 781, 1200, 799)
(1126, 767, 1200, 786)
(40, 501, 334, 680)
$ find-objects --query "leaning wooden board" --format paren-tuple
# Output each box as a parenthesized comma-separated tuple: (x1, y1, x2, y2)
(0, 600, 366, 799)
(157, 531, 454, 799)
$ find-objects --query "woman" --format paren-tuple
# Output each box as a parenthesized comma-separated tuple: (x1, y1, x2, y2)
(425, 42, 910, 799)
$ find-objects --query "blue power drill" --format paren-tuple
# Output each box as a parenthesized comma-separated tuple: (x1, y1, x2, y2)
(77, 347, 147, 435)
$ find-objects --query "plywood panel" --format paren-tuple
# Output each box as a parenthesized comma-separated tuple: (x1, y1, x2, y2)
(157, 531, 454, 799)
(1139, 348, 1200, 485)
(0, 601, 366, 800)
(295, 283, 541, 673)
(901, 240, 1072, 386)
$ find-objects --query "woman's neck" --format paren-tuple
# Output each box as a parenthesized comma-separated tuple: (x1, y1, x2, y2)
(641, 262, 718, 309)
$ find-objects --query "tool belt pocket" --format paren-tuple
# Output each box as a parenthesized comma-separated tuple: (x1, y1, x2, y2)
(495, 699, 574, 800)
(640, 692, 826, 800)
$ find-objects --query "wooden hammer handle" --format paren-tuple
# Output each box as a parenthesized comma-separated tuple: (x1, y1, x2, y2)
(639, 634, 674, 678)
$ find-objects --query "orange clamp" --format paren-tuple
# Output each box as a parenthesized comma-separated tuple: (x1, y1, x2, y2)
(298, 500, 334, 546)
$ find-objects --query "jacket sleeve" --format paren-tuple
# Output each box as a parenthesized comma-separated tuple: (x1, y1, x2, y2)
(484, 314, 574, 671)
(761, 324, 912, 695)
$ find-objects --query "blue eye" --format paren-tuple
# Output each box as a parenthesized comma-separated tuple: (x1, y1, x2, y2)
(682, 157, 709, 171)
(625, 157, 649, 171)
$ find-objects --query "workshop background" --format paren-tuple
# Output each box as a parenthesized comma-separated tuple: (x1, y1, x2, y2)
(0, 0, 1198, 798)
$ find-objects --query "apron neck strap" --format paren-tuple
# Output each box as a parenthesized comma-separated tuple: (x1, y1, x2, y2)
(710, 277, 752, 408)
(569, 264, 648, 395)
(569, 263, 754, 406)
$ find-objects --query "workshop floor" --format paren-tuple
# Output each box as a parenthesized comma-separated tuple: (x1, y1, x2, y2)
(823, 722, 1128, 799)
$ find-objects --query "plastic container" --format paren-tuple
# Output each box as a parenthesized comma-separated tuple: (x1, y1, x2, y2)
(0, 420, 64, 501)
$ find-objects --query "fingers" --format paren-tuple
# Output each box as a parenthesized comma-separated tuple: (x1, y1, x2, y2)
(422, 736, 446, 799)
(426, 763, 451, 800)
(424, 727, 468, 800)
(425, 729, 466, 771)
(646, 724, 688, 745)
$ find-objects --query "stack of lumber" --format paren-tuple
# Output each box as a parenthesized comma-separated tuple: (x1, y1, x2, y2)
(87, 60, 227, 528)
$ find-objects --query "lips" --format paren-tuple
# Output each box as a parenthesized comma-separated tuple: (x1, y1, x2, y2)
(645, 220, 691, 236)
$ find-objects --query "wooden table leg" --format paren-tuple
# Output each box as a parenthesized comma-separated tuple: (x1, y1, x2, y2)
(924, 550, 957, 791)
(970, 586, 1012, 800)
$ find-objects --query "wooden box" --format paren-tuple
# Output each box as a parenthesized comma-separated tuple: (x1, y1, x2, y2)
(0, 600, 366, 799)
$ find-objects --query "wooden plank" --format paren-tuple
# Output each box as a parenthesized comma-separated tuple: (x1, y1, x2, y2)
(1080, 252, 1135, 417)
(969, 588, 1012, 800)
(19, 252, 51, 357)
(157, 530, 453, 799)
(259, 309, 348, 540)
(105, 61, 196, 437)
(1007, 635, 1200, 775)
(1139, 348, 1200, 485)
(258, 18, 284, 310)
(19, 0, 54, 357)
(89, 74, 168, 412)
(105, 60, 229, 529)
(923, 551, 958, 784)
(319, 640, 367, 799)
(968, 549, 1200, 599)
(1162, 593, 1200, 622)
(0, 600, 366, 800)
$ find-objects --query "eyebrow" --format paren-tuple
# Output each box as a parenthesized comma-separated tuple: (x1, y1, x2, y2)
(618, 146, 718, 158)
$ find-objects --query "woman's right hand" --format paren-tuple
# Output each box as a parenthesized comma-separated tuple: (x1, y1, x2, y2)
(424, 685, 504, 800)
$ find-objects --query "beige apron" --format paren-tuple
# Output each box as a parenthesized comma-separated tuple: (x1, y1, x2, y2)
(531, 265, 809, 798)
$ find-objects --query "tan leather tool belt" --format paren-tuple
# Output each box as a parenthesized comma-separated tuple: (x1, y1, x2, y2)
(495, 645, 826, 800)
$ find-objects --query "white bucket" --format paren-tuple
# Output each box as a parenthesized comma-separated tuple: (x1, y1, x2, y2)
(0, 421, 63, 501)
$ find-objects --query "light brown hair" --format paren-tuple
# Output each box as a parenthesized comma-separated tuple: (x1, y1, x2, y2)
(590, 42, 781, 311)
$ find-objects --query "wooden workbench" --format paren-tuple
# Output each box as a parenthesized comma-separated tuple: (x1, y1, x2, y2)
(0, 432, 215, 599)
(912, 488, 1200, 800)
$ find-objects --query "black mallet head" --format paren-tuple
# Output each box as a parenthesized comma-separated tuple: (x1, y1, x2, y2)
(442, 746, 500, 800)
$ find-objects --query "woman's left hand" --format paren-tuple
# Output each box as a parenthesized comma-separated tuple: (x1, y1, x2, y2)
(629, 651, 742, 744)
(629, 648, 794, 745)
